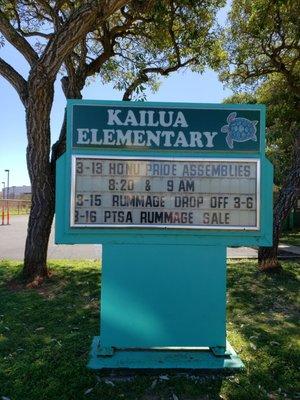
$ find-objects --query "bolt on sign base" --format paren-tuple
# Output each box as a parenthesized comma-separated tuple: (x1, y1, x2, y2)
(87, 337, 244, 370)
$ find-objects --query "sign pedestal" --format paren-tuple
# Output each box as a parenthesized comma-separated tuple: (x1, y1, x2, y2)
(88, 244, 244, 370)
(55, 100, 273, 371)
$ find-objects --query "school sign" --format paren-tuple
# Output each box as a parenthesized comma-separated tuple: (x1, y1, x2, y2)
(72, 105, 260, 151)
(56, 100, 273, 369)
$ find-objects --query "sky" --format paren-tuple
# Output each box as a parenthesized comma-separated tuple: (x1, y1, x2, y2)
(0, 4, 232, 188)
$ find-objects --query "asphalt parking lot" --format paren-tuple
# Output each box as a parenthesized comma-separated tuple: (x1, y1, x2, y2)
(0, 215, 262, 260)
(2, 215, 299, 261)
(0, 215, 100, 260)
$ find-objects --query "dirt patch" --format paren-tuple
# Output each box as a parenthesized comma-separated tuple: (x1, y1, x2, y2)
(6, 278, 26, 292)
(5, 271, 68, 298)
(35, 277, 68, 299)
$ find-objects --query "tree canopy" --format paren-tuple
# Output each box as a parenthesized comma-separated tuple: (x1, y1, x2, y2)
(1, 0, 226, 103)
(224, 75, 299, 187)
(220, 0, 300, 98)
(220, 0, 300, 271)
(0, 0, 226, 281)
(257, 75, 299, 186)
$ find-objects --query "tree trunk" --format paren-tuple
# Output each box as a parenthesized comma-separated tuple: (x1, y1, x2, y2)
(23, 73, 55, 281)
(258, 220, 281, 272)
(51, 76, 83, 162)
(23, 172, 55, 280)
(258, 136, 300, 271)
(23, 73, 84, 282)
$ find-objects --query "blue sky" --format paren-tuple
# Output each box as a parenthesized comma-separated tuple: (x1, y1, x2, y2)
(0, 4, 232, 187)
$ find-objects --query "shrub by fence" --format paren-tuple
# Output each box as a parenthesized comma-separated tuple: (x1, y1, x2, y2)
(1, 199, 31, 224)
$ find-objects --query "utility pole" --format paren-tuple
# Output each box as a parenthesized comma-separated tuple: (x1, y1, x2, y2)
(4, 170, 10, 225)
(4, 169, 10, 199)
(1, 181, 5, 225)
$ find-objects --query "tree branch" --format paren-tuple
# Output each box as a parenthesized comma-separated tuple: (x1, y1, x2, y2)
(0, 10, 39, 66)
(38, 0, 129, 79)
(122, 57, 197, 100)
(84, 50, 114, 77)
(123, 72, 148, 101)
(17, 29, 54, 39)
(0, 57, 28, 105)
(12, 3, 54, 39)
(168, 0, 181, 65)
(35, 0, 63, 30)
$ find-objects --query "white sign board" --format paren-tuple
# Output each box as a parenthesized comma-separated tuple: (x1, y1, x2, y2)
(71, 156, 260, 230)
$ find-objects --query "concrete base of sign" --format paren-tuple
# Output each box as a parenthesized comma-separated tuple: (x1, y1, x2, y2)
(87, 244, 242, 370)
(87, 337, 244, 370)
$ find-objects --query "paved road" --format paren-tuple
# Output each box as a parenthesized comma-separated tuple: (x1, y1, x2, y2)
(0, 215, 100, 260)
(0, 215, 298, 260)
(278, 243, 300, 255)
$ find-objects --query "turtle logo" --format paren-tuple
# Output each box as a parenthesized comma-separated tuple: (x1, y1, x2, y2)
(221, 112, 258, 149)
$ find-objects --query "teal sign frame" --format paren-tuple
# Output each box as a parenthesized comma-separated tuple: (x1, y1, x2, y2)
(55, 100, 273, 370)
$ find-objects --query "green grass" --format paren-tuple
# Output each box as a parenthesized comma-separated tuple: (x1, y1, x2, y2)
(0, 260, 299, 400)
(280, 229, 300, 246)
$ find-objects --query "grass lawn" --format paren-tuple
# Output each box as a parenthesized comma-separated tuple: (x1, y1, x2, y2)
(0, 259, 299, 400)
(280, 230, 300, 246)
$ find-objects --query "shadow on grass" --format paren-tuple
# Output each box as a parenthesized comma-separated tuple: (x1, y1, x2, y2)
(0, 260, 298, 400)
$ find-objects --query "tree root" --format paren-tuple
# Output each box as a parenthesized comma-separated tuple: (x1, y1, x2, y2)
(258, 259, 283, 273)
(25, 270, 52, 288)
